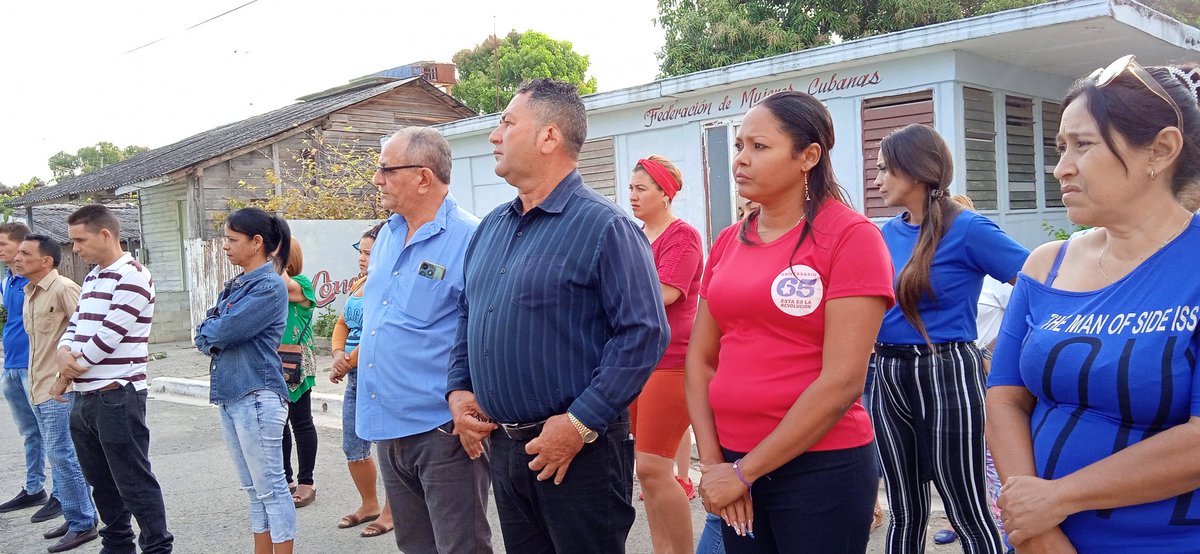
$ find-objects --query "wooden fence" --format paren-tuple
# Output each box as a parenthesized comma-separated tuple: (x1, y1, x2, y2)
(184, 237, 240, 334)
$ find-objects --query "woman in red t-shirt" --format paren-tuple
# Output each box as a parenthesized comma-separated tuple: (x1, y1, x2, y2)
(627, 155, 704, 554)
(687, 91, 895, 553)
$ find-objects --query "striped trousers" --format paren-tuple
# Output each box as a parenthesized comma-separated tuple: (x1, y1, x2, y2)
(871, 342, 1003, 554)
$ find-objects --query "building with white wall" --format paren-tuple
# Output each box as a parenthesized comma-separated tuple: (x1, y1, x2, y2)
(438, 0, 1200, 249)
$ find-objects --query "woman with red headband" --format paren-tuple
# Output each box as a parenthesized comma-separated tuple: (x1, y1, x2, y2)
(628, 155, 704, 554)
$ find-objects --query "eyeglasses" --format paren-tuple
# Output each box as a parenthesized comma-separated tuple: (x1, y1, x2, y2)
(376, 164, 426, 173)
(1090, 55, 1184, 131)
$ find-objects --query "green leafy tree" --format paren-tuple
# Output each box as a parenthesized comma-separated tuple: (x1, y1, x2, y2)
(978, 0, 1044, 12)
(49, 142, 149, 184)
(452, 30, 598, 114)
(656, 0, 1197, 77)
(657, 0, 989, 77)
(0, 177, 45, 220)
(1146, 0, 1200, 27)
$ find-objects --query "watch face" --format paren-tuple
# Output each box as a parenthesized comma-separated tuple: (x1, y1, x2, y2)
(583, 430, 598, 443)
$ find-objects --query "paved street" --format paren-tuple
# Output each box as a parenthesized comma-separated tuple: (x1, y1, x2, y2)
(0, 345, 960, 553)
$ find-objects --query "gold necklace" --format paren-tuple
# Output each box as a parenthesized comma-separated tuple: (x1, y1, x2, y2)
(1097, 214, 1192, 283)
(758, 214, 805, 241)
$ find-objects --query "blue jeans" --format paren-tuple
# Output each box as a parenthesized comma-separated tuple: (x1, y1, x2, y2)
(696, 513, 726, 554)
(219, 389, 296, 543)
(2, 367, 47, 495)
(341, 370, 371, 462)
(33, 393, 96, 531)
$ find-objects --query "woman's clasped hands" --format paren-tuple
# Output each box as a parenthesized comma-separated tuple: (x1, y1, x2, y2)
(698, 462, 755, 538)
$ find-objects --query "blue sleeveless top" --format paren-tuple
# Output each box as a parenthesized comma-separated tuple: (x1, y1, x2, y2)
(988, 215, 1200, 551)
(343, 281, 365, 353)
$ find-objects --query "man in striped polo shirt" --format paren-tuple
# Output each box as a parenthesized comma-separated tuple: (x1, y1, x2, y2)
(53, 204, 173, 553)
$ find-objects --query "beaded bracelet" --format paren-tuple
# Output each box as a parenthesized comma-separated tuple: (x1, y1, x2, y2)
(732, 458, 753, 490)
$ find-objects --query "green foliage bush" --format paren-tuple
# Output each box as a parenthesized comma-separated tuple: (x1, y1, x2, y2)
(312, 306, 339, 338)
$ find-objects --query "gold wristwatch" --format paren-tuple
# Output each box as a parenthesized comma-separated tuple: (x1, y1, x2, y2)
(567, 412, 598, 443)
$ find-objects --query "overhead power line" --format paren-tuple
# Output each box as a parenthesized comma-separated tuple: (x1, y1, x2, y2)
(122, 0, 262, 55)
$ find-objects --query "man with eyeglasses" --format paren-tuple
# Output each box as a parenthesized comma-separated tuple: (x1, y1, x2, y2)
(355, 126, 491, 552)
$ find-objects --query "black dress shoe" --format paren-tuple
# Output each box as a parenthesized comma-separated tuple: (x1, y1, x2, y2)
(0, 488, 47, 512)
(31, 497, 62, 523)
(43, 521, 69, 540)
(47, 527, 98, 553)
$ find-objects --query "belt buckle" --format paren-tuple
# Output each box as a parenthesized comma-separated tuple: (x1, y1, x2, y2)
(498, 422, 525, 440)
(499, 420, 541, 440)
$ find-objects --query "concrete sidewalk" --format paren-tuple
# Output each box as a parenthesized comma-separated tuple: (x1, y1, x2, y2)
(146, 339, 350, 419)
(145, 339, 950, 521)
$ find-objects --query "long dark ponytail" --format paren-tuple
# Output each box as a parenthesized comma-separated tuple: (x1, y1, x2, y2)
(226, 208, 292, 273)
(880, 124, 959, 345)
(738, 91, 850, 262)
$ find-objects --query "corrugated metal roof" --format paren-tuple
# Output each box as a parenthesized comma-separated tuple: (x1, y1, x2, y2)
(25, 203, 141, 244)
(14, 77, 471, 207)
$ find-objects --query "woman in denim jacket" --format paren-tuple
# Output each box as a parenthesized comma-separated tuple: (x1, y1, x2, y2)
(195, 207, 297, 554)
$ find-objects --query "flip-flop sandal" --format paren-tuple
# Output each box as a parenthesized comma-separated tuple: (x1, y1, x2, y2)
(934, 529, 959, 544)
(360, 521, 394, 538)
(338, 513, 379, 529)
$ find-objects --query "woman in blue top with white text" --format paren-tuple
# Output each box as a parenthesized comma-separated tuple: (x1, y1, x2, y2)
(986, 57, 1200, 553)
(329, 223, 393, 537)
(196, 208, 297, 554)
(871, 124, 1026, 554)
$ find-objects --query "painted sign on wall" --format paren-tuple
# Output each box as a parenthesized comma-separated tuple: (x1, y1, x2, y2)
(641, 70, 883, 128)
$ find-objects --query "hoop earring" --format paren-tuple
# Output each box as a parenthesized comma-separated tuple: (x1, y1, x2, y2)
(1150, 167, 1159, 181)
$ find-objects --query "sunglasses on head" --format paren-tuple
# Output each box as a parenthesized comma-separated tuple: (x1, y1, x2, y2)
(1089, 55, 1184, 132)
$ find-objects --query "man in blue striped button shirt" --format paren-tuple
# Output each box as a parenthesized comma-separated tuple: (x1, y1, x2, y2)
(447, 79, 669, 553)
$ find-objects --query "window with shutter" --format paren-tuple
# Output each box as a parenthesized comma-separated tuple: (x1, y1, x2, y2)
(1042, 101, 1063, 208)
(1006, 95, 1037, 210)
(579, 137, 617, 201)
(862, 91, 934, 218)
(964, 87, 998, 210)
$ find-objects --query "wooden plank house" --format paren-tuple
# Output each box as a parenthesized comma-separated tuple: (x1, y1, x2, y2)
(13, 76, 474, 342)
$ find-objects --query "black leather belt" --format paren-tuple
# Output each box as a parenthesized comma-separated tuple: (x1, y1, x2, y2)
(495, 420, 546, 441)
(79, 382, 122, 394)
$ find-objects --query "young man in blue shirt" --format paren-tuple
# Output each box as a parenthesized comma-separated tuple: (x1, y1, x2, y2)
(0, 222, 61, 526)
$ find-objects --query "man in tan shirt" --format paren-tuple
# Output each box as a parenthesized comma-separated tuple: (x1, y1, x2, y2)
(16, 234, 98, 551)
